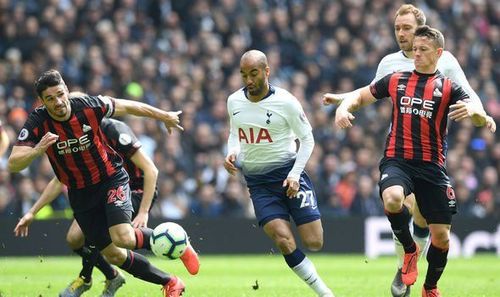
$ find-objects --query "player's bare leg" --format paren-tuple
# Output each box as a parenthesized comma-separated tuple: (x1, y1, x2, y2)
(264, 219, 334, 297)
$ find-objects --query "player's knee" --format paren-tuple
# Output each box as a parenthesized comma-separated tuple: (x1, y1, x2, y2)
(273, 234, 295, 253)
(110, 230, 136, 249)
(66, 230, 84, 250)
(431, 230, 450, 249)
(382, 188, 405, 211)
(304, 238, 323, 252)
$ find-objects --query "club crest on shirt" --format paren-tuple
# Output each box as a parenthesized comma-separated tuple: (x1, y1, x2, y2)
(18, 128, 29, 141)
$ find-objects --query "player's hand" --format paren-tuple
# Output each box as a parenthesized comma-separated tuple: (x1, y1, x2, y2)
(132, 212, 149, 228)
(161, 111, 184, 134)
(335, 108, 355, 129)
(449, 100, 486, 126)
(14, 212, 35, 237)
(224, 153, 238, 176)
(34, 132, 59, 155)
(485, 116, 496, 133)
(322, 93, 344, 106)
(283, 177, 300, 198)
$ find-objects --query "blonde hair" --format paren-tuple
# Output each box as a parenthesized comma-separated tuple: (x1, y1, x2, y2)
(395, 4, 426, 26)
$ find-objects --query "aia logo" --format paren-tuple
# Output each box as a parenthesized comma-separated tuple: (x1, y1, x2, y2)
(239, 127, 273, 144)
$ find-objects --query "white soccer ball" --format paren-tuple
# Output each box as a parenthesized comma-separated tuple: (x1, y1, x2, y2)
(150, 222, 188, 260)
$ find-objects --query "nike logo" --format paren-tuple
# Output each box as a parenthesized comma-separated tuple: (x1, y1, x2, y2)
(232, 111, 241, 116)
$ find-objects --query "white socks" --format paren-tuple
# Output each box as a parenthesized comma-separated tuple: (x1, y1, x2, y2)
(292, 257, 334, 297)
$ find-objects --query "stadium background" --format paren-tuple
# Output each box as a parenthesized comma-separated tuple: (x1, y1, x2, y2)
(0, 0, 498, 256)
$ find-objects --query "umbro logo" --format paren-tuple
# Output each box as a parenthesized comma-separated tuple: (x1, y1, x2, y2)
(232, 111, 241, 116)
(397, 84, 406, 91)
(82, 124, 92, 132)
(433, 88, 442, 97)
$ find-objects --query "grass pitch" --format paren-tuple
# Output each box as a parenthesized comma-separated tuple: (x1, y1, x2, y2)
(0, 254, 498, 296)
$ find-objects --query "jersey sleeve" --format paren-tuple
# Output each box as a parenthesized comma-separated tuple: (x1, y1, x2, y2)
(450, 81, 470, 105)
(371, 57, 391, 84)
(283, 97, 312, 139)
(103, 120, 141, 158)
(441, 52, 482, 106)
(369, 73, 392, 100)
(226, 96, 241, 155)
(84, 95, 115, 118)
(15, 113, 42, 147)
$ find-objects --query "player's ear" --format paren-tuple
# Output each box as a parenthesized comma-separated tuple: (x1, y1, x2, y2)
(436, 47, 443, 57)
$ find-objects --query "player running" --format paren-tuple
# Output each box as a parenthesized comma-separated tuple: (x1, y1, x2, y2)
(14, 117, 200, 296)
(322, 4, 496, 297)
(333, 25, 488, 297)
(224, 50, 334, 297)
(8, 69, 195, 297)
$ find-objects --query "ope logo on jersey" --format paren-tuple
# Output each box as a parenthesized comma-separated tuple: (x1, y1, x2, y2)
(56, 133, 91, 155)
(399, 96, 435, 119)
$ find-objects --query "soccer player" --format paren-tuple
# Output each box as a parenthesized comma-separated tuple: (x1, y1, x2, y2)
(8, 69, 197, 297)
(322, 4, 496, 296)
(14, 117, 200, 296)
(224, 50, 334, 297)
(333, 26, 488, 297)
(0, 120, 10, 157)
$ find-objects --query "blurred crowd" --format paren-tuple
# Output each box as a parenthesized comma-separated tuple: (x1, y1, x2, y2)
(0, 0, 498, 221)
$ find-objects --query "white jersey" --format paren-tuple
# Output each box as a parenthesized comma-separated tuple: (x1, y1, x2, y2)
(226, 85, 312, 177)
(372, 50, 481, 105)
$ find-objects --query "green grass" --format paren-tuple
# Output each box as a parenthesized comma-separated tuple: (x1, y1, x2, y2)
(0, 254, 498, 296)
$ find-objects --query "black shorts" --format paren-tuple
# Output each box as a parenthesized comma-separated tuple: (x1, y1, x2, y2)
(378, 157, 457, 224)
(130, 188, 158, 219)
(69, 169, 133, 250)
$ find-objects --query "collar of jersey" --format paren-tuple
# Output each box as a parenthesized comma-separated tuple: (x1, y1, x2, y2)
(243, 84, 275, 101)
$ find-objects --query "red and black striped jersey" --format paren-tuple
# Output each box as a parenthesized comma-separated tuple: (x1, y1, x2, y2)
(370, 70, 469, 167)
(101, 118, 144, 191)
(16, 95, 122, 189)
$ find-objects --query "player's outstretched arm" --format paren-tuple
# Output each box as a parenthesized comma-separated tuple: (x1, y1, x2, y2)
(14, 177, 64, 237)
(0, 129, 10, 157)
(112, 99, 183, 134)
(449, 100, 488, 128)
(335, 86, 376, 129)
(129, 148, 159, 228)
(322, 93, 345, 106)
(7, 132, 59, 172)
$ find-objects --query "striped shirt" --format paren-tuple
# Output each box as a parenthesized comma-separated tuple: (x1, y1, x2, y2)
(16, 95, 121, 189)
(101, 118, 144, 191)
(370, 70, 469, 166)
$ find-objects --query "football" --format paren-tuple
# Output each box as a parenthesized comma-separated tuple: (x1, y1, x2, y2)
(150, 222, 188, 260)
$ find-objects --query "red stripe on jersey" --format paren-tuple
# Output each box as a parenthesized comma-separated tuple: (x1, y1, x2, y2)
(84, 109, 116, 177)
(52, 119, 85, 189)
(402, 73, 419, 159)
(386, 73, 403, 158)
(44, 121, 70, 186)
(435, 79, 452, 166)
(69, 117, 100, 185)
(420, 77, 435, 161)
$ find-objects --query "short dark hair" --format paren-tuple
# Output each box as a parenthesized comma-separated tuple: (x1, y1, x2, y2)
(414, 25, 445, 49)
(34, 69, 65, 98)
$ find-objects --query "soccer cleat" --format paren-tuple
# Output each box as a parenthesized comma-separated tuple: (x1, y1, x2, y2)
(180, 244, 200, 275)
(163, 276, 185, 297)
(422, 286, 441, 297)
(100, 270, 126, 297)
(391, 268, 411, 297)
(59, 277, 92, 297)
(401, 244, 420, 286)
